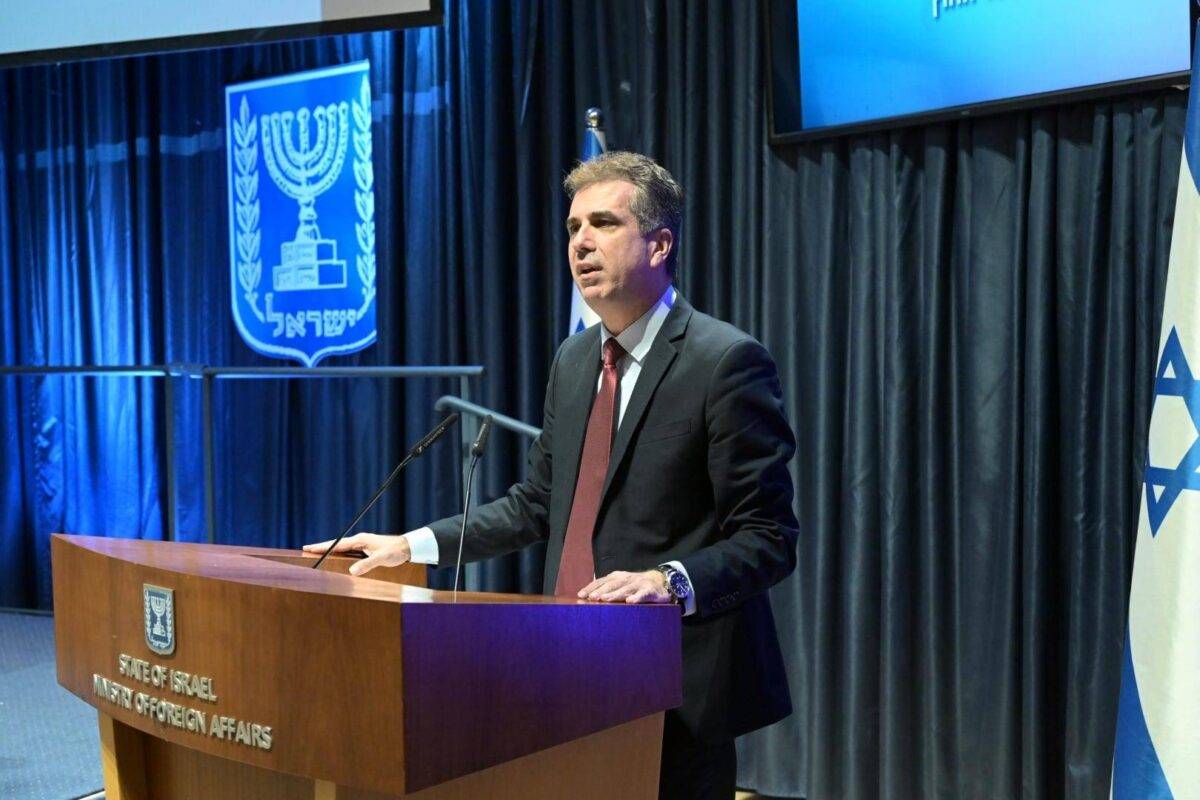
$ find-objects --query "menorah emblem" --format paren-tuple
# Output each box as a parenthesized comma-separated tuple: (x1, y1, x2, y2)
(149, 595, 167, 636)
(143, 584, 176, 655)
(261, 102, 351, 292)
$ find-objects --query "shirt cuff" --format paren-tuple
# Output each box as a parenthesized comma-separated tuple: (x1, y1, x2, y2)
(664, 560, 697, 617)
(403, 527, 440, 565)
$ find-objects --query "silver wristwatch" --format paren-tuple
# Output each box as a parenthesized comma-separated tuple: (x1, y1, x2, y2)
(655, 564, 691, 603)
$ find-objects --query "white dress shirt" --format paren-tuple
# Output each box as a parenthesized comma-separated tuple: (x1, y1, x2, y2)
(403, 285, 695, 614)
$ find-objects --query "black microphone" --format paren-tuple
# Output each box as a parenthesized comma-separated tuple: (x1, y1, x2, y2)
(410, 411, 462, 458)
(454, 415, 493, 597)
(311, 413, 460, 570)
(470, 415, 493, 458)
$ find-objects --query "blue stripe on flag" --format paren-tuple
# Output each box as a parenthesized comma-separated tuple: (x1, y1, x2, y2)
(1112, 638, 1174, 799)
(1185, 22, 1200, 196)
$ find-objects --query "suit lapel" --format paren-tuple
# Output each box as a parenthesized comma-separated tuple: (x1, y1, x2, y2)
(600, 299, 693, 500)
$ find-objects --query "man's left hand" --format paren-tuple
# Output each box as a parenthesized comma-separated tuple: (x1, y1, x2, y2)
(579, 570, 674, 604)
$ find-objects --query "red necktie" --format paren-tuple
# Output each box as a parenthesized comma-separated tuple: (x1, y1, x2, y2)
(555, 337, 626, 597)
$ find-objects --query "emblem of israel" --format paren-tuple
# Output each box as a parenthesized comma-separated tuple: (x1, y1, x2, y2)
(143, 584, 176, 656)
(225, 61, 378, 366)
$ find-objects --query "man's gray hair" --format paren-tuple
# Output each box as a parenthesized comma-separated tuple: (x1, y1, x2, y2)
(564, 151, 684, 274)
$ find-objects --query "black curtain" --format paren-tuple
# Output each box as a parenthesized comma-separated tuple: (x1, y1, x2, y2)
(0, 2, 1185, 797)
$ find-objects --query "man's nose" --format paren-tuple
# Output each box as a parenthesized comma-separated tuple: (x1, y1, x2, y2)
(571, 227, 594, 254)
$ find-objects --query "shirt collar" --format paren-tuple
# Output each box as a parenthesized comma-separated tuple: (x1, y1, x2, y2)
(599, 285, 676, 365)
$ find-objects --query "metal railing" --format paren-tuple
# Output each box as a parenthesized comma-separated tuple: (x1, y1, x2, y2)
(196, 366, 484, 542)
(1, 364, 485, 543)
(434, 395, 542, 440)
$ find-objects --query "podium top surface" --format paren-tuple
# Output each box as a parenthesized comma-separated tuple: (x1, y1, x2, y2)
(55, 533, 582, 605)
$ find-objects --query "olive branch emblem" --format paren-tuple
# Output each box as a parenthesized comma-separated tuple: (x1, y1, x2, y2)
(352, 76, 376, 319)
(233, 97, 265, 322)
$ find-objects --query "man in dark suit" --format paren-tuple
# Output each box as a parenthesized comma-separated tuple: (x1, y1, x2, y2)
(306, 152, 798, 799)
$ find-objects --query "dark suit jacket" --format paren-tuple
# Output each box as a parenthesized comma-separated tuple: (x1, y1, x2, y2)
(428, 295, 798, 743)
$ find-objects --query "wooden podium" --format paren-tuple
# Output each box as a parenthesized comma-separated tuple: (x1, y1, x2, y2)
(52, 534, 682, 799)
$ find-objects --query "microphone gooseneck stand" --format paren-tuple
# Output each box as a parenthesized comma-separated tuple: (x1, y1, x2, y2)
(453, 416, 493, 601)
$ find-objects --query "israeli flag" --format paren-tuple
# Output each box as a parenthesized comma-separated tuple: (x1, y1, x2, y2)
(567, 108, 606, 336)
(1111, 25, 1200, 800)
(225, 62, 378, 367)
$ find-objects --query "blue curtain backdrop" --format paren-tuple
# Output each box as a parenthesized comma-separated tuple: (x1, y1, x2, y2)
(0, 2, 1186, 798)
(0, 4, 563, 610)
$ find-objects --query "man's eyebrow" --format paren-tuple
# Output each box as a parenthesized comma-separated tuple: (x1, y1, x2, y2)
(565, 209, 622, 230)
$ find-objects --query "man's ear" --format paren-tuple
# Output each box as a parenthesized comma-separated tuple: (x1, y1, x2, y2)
(647, 228, 674, 270)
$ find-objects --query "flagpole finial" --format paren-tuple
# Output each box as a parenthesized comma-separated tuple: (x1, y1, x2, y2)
(586, 107, 603, 129)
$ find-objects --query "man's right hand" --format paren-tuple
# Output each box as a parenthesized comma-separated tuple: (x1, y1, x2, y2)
(302, 533, 411, 576)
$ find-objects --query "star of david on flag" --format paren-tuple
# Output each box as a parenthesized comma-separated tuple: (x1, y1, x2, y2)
(1110, 22, 1200, 799)
(1143, 328, 1200, 538)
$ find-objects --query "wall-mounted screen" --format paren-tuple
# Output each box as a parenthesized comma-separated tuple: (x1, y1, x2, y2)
(767, 0, 1195, 143)
(0, 0, 441, 67)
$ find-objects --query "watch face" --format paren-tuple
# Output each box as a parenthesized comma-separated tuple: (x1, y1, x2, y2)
(667, 571, 689, 598)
